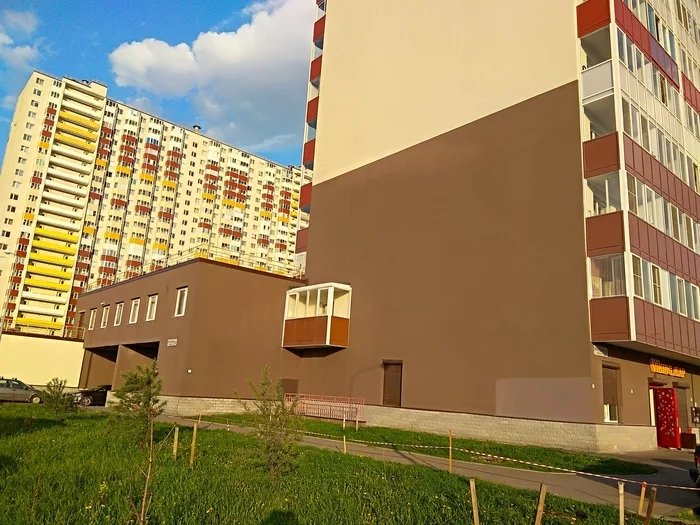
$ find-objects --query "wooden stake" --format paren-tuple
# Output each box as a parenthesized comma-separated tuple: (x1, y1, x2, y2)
(355, 411, 359, 431)
(173, 426, 179, 459)
(189, 423, 198, 467)
(343, 415, 346, 430)
(448, 429, 453, 474)
(637, 482, 647, 515)
(534, 484, 547, 525)
(343, 435, 347, 454)
(618, 482, 625, 525)
(643, 487, 657, 525)
(469, 478, 480, 525)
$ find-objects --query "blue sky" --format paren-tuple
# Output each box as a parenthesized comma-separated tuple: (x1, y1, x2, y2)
(0, 0, 314, 165)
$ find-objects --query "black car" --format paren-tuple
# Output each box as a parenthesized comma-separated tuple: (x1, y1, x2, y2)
(73, 385, 111, 406)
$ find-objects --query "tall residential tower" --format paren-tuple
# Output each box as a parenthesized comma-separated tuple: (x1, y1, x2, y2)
(0, 71, 306, 335)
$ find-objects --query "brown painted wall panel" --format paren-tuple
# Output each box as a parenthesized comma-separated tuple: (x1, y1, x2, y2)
(590, 296, 630, 341)
(296, 228, 309, 253)
(586, 211, 625, 256)
(302, 82, 598, 423)
(582, 134, 619, 178)
(329, 316, 350, 347)
(283, 317, 328, 347)
(577, 0, 611, 37)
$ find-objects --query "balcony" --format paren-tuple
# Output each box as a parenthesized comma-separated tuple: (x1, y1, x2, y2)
(590, 296, 630, 341)
(283, 283, 351, 349)
(581, 60, 614, 104)
(313, 15, 325, 49)
(306, 97, 319, 128)
(39, 202, 83, 221)
(300, 183, 312, 213)
(44, 177, 88, 197)
(310, 56, 322, 87)
(303, 139, 316, 169)
(42, 191, 86, 209)
(48, 157, 92, 177)
(63, 88, 104, 110)
(52, 143, 93, 163)
(58, 109, 100, 130)
(577, 0, 610, 38)
(296, 227, 309, 253)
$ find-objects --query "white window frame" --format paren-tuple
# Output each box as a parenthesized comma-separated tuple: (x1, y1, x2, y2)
(129, 298, 140, 324)
(174, 287, 188, 317)
(100, 305, 110, 328)
(146, 295, 158, 321)
(114, 302, 123, 326)
(88, 309, 97, 330)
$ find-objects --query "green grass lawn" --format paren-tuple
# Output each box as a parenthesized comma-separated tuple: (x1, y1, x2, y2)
(202, 412, 657, 476)
(0, 404, 667, 524)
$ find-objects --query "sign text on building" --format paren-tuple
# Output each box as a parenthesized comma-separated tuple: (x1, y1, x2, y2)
(650, 358, 685, 378)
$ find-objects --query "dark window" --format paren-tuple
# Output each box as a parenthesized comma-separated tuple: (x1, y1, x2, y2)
(382, 362, 403, 408)
(602, 366, 620, 422)
(677, 387, 689, 431)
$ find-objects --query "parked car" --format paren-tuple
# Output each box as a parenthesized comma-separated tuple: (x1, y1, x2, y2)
(0, 377, 42, 403)
(690, 445, 700, 487)
(72, 385, 111, 406)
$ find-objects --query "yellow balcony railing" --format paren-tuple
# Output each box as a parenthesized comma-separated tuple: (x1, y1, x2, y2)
(292, 192, 300, 200)
(163, 180, 177, 189)
(234, 202, 245, 209)
(261, 211, 272, 219)
(29, 252, 74, 267)
(26, 265, 73, 279)
(32, 240, 77, 255)
(202, 193, 215, 201)
(278, 216, 290, 224)
(23, 213, 35, 221)
(15, 317, 64, 329)
(56, 120, 98, 141)
(84, 226, 96, 235)
(39, 141, 50, 150)
(95, 159, 107, 167)
(115, 166, 131, 175)
(222, 198, 235, 207)
(153, 242, 167, 251)
(24, 278, 71, 292)
(129, 237, 145, 246)
(291, 210, 298, 218)
(105, 231, 120, 240)
(58, 110, 100, 131)
(35, 227, 79, 243)
(54, 133, 96, 153)
(140, 173, 155, 183)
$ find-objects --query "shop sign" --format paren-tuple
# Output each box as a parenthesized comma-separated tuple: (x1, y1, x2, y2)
(649, 358, 685, 378)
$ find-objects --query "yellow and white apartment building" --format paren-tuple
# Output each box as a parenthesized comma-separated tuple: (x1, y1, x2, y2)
(0, 71, 307, 336)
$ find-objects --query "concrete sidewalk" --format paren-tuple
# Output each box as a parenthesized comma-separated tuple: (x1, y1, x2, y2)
(159, 415, 700, 518)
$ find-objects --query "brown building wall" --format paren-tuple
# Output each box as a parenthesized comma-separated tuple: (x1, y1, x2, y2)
(78, 260, 303, 398)
(302, 82, 600, 423)
(79, 348, 117, 388)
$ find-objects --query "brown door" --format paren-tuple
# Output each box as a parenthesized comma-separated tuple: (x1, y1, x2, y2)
(382, 362, 402, 407)
(676, 387, 689, 432)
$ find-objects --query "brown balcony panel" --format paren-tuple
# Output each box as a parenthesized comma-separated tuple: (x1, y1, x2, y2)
(310, 56, 323, 83)
(577, 0, 611, 37)
(586, 211, 624, 256)
(583, 134, 619, 178)
(313, 15, 326, 44)
(307, 97, 319, 125)
(300, 182, 312, 211)
(296, 227, 309, 253)
(329, 317, 350, 347)
(590, 296, 630, 341)
(283, 316, 349, 349)
(303, 139, 316, 168)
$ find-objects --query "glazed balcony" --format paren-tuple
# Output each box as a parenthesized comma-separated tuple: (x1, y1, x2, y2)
(306, 97, 319, 129)
(313, 15, 325, 49)
(303, 139, 315, 170)
(283, 283, 351, 349)
(300, 183, 312, 213)
(310, 56, 322, 88)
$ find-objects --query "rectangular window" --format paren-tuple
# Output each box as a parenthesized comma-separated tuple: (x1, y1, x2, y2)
(88, 309, 97, 330)
(678, 277, 688, 315)
(586, 172, 621, 216)
(114, 302, 123, 326)
(692, 285, 700, 321)
(687, 215, 696, 251)
(627, 173, 637, 214)
(671, 205, 681, 240)
(129, 298, 140, 324)
(100, 305, 110, 328)
(590, 254, 626, 297)
(174, 287, 188, 316)
(632, 255, 643, 297)
(652, 265, 662, 305)
(146, 295, 158, 321)
(602, 366, 620, 423)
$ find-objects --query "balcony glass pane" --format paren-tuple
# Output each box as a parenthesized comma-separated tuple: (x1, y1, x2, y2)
(298, 291, 308, 318)
(333, 289, 350, 318)
(319, 288, 329, 315)
(590, 254, 626, 297)
(286, 293, 297, 319)
(308, 289, 318, 317)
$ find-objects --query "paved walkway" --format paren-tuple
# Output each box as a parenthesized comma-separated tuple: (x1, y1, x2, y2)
(159, 415, 700, 518)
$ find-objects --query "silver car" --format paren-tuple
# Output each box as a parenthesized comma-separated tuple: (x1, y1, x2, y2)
(0, 377, 42, 403)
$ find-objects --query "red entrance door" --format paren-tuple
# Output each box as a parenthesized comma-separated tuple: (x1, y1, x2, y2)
(653, 388, 681, 449)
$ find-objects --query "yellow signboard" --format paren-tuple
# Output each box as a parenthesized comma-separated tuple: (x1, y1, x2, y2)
(650, 358, 686, 378)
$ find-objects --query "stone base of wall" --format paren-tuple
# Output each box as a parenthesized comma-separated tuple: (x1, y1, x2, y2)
(129, 394, 658, 453)
(364, 405, 657, 453)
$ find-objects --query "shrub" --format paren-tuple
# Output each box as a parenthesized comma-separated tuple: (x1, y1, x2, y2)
(240, 366, 300, 477)
(43, 378, 76, 421)
(110, 362, 166, 445)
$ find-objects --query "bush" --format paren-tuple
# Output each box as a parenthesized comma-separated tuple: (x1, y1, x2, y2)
(240, 367, 300, 477)
(42, 378, 76, 421)
(110, 362, 166, 445)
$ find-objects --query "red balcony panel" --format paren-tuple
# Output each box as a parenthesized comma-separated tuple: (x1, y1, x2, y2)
(44, 118, 54, 127)
(135, 205, 151, 214)
(198, 222, 212, 230)
(65, 311, 76, 320)
(6, 303, 16, 311)
(300, 182, 312, 210)
(303, 139, 315, 167)
(586, 211, 625, 257)
(73, 273, 87, 283)
(122, 134, 137, 144)
(205, 163, 219, 172)
(167, 150, 182, 159)
(276, 243, 287, 251)
(279, 199, 291, 208)
(31, 176, 43, 185)
(224, 180, 237, 189)
(13, 263, 24, 271)
(237, 183, 248, 192)
(577, 0, 610, 37)
(89, 191, 101, 201)
(263, 183, 275, 192)
(262, 202, 274, 211)
(164, 170, 178, 180)
(78, 249, 91, 258)
(280, 190, 292, 199)
(583, 134, 620, 179)
(99, 266, 116, 275)
(144, 142, 159, 151)
(111, 198, 127, 207)
(99, 137, 112, 147)
(97, 148, 110, 157)
(10, 276, 21, 284)
(590, 296, 631, 341)
(100, 126, 112, 135)
(8, 289, 18, 298)
(158, 211, 173, 220)
(306, 96, 320, 126)
(204, 183, 217, 192)
(76, 261, 90, 271)
(313, 15, 326, 43)
(17, 237, 29, 246)
(165, 160, 179, 169)
(46, 107, 56, 116)
(142, 153, 157, 162)
(296, 227, 309, 253)
(219, 227, 233, 236)
(232, 231, 243, 239)
(310, 56, 322, 83)
(125, 259, 141, 268)
(41, 130, 52, 138)
(15, 250, 27, 259)
(100, 254, 117, 263)
(257, 238, 270, 246)
(239, 175, 249, 184)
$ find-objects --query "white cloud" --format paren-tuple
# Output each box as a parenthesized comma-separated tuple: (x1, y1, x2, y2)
(126, 96, 163, 115)
(1, 94, 16, 110)
(109, 0, 314, 152)
(2, 10, 38, 35)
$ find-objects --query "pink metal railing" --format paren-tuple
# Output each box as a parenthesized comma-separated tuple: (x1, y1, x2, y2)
(286, 393, 365, 422)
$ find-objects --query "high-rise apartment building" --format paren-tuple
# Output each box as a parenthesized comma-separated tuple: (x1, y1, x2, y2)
(0, 71, 306, 335)
(275, 0, 700, 451)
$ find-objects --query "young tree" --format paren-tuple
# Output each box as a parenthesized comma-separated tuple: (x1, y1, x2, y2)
(240, 366, 300, 477)
(43, 378, 76, 421)
(110, 361, 166, 445)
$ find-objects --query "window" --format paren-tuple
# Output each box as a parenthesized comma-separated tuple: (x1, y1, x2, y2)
(590, 254, 626, 297)
(88, 309, 97, 330)
(627, 173, 637, 214)
(114, 302, 123, 326)
(100, 305, 110, 328)
(678, 277, 688, 315)
(586, 173, 621, 216)
(174, 287, 188, 316)
(146, 295, 158, 321)
(652, 265, 662, 305)
(632, 255, 643, 297)
(602, 366, 620, 423)
(129, 298, 140, 324)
